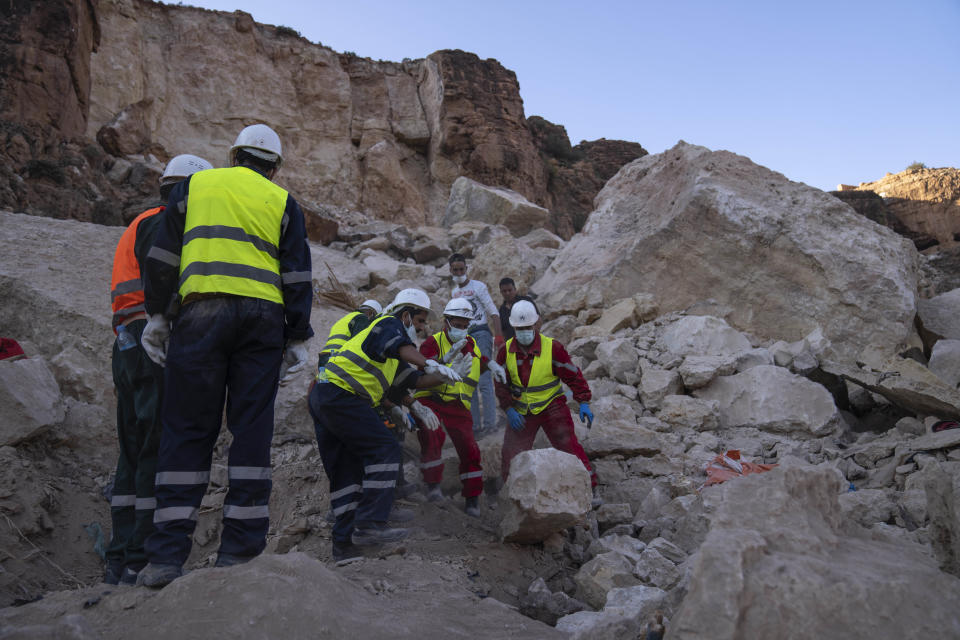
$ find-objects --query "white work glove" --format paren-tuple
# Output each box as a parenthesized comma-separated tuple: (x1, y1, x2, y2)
(441, 339, 467, 364)
(424, 358, 462, 384)
(487, 360, 507, 385)
(410, 400, 440, 431)
(141, 314, 170, 367)
(449, 351, 474, 380)
(279, 339, 309, 385)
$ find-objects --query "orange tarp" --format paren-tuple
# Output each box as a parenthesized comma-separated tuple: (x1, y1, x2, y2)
(703, 449, 777, 487)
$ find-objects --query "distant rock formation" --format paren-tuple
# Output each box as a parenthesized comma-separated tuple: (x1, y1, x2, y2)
(831, 167, 960, 252)
(0, 0, 645, 237)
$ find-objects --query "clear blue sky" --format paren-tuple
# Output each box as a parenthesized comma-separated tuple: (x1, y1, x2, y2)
(185, 0, 958, 191)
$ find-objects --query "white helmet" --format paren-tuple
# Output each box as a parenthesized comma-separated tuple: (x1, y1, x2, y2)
(230, 124, 283, 168)
(359, 299, 382, 315)
(509, 300, 539, 328)
(443, 298, 474, 320)
(159, 154, 212, 186)
(385, 288, 431, 315)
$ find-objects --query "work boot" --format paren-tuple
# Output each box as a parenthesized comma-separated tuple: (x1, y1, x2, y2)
(426, 483, 444, 502)
(215, 553, 254, 568)
(331, 541, 363, 562)
(119, 567, 141, 586)
(464, 496, 480, 518)
(591, 486, 604, 509)
(387, 506, 415, 524)
(102, 563, 122, 585)
(351, 523, 408, 547)
(136, 562, 183, 588)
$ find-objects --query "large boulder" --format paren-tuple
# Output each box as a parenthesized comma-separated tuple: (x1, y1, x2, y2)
(499, 449, 592, 543)
(442, 176, 550, 237)
(669, 460, 960, 639)
(694, 365, 839, 437)
(532, 143, 920, 360)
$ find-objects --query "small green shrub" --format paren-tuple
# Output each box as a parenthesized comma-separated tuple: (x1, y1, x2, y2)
(275, 25, 300, 38)
(906, 161, 926, 172)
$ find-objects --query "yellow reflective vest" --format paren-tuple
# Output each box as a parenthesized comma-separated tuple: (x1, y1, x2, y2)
(320, 311, 364, 357)
(178, 167, 287, 304)
(505, 335, 564, 415)
(325, 316, 400, 404)
(414, 331, 481, 410)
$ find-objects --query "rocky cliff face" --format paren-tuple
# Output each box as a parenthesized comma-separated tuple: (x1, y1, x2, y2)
(0, 0, 644, 236)
(837, 168, 960, 252)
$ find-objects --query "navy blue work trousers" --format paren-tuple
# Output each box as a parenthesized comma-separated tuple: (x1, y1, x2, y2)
(145, 296, 283, 566)
(308, 381, 400, 544)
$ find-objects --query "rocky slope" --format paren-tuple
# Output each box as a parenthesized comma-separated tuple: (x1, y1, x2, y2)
(4, 139, 960, 637)
(0, 0, 645, 237)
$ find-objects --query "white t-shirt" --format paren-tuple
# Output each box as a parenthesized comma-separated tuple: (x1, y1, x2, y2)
(452, 279, 499, 329)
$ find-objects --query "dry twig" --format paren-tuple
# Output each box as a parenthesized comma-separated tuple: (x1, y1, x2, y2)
(2, 512, 84, 588)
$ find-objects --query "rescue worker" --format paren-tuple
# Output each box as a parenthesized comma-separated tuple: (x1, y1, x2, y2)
(138, 124, 313, 587)
(104, 154, 212, 586)
(497, 277, 538, 342)
(315, 299, 382, 374)
(309, 288, 467, 561)
(494, 300, 602, 507)
(413, 298, 508, 516)
(448, 254, 502, 436)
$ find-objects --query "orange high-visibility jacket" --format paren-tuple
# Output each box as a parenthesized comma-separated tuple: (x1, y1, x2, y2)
(110, 206, 164, 330)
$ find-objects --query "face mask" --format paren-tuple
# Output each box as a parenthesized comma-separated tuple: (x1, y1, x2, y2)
(403, 315, 418, 342)
(516, 330, 535, 346)
(452, 274, 467, 285)
(446, 324, 468, 342)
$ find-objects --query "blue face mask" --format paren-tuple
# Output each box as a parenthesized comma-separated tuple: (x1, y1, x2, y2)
(515, 330, 535, 346)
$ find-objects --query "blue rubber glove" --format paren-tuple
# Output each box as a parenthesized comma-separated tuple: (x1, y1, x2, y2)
(506, 407, 525, 431)
(579, 402, 594, 429)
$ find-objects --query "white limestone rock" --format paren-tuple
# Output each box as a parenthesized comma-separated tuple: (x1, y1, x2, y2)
(637, 365, 682, 410)
(694, 365, 839, 437)
(443, 177, 550, 237)
(532, 143, 920, 361)
(929, 339, 960, 389)
(0, 358, 65, 446)
(573, 552, 641, 609)
(657, 395, 720, 431)
(499, 449, 591, 543)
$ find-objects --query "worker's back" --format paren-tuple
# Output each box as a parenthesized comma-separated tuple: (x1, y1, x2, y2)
(178, 166, 288, 304)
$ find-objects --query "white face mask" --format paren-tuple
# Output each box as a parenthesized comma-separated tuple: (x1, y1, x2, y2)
(452, 274, 467, 285)
(446, 322, 468, 343)
(404, 315, 418, 342)
(515, 329, 535, 346)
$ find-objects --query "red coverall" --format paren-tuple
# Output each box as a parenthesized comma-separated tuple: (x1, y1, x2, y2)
(416, 334, 488, 497)
(495, 334, 596, 486)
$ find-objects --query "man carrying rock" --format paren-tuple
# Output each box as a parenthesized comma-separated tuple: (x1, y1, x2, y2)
(104, 154, 212, 586)
(449, 253, 502, 437)
(494, 300, 601, 507)
(138, 124, 314, 587)
(412, 297, 508, 516)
